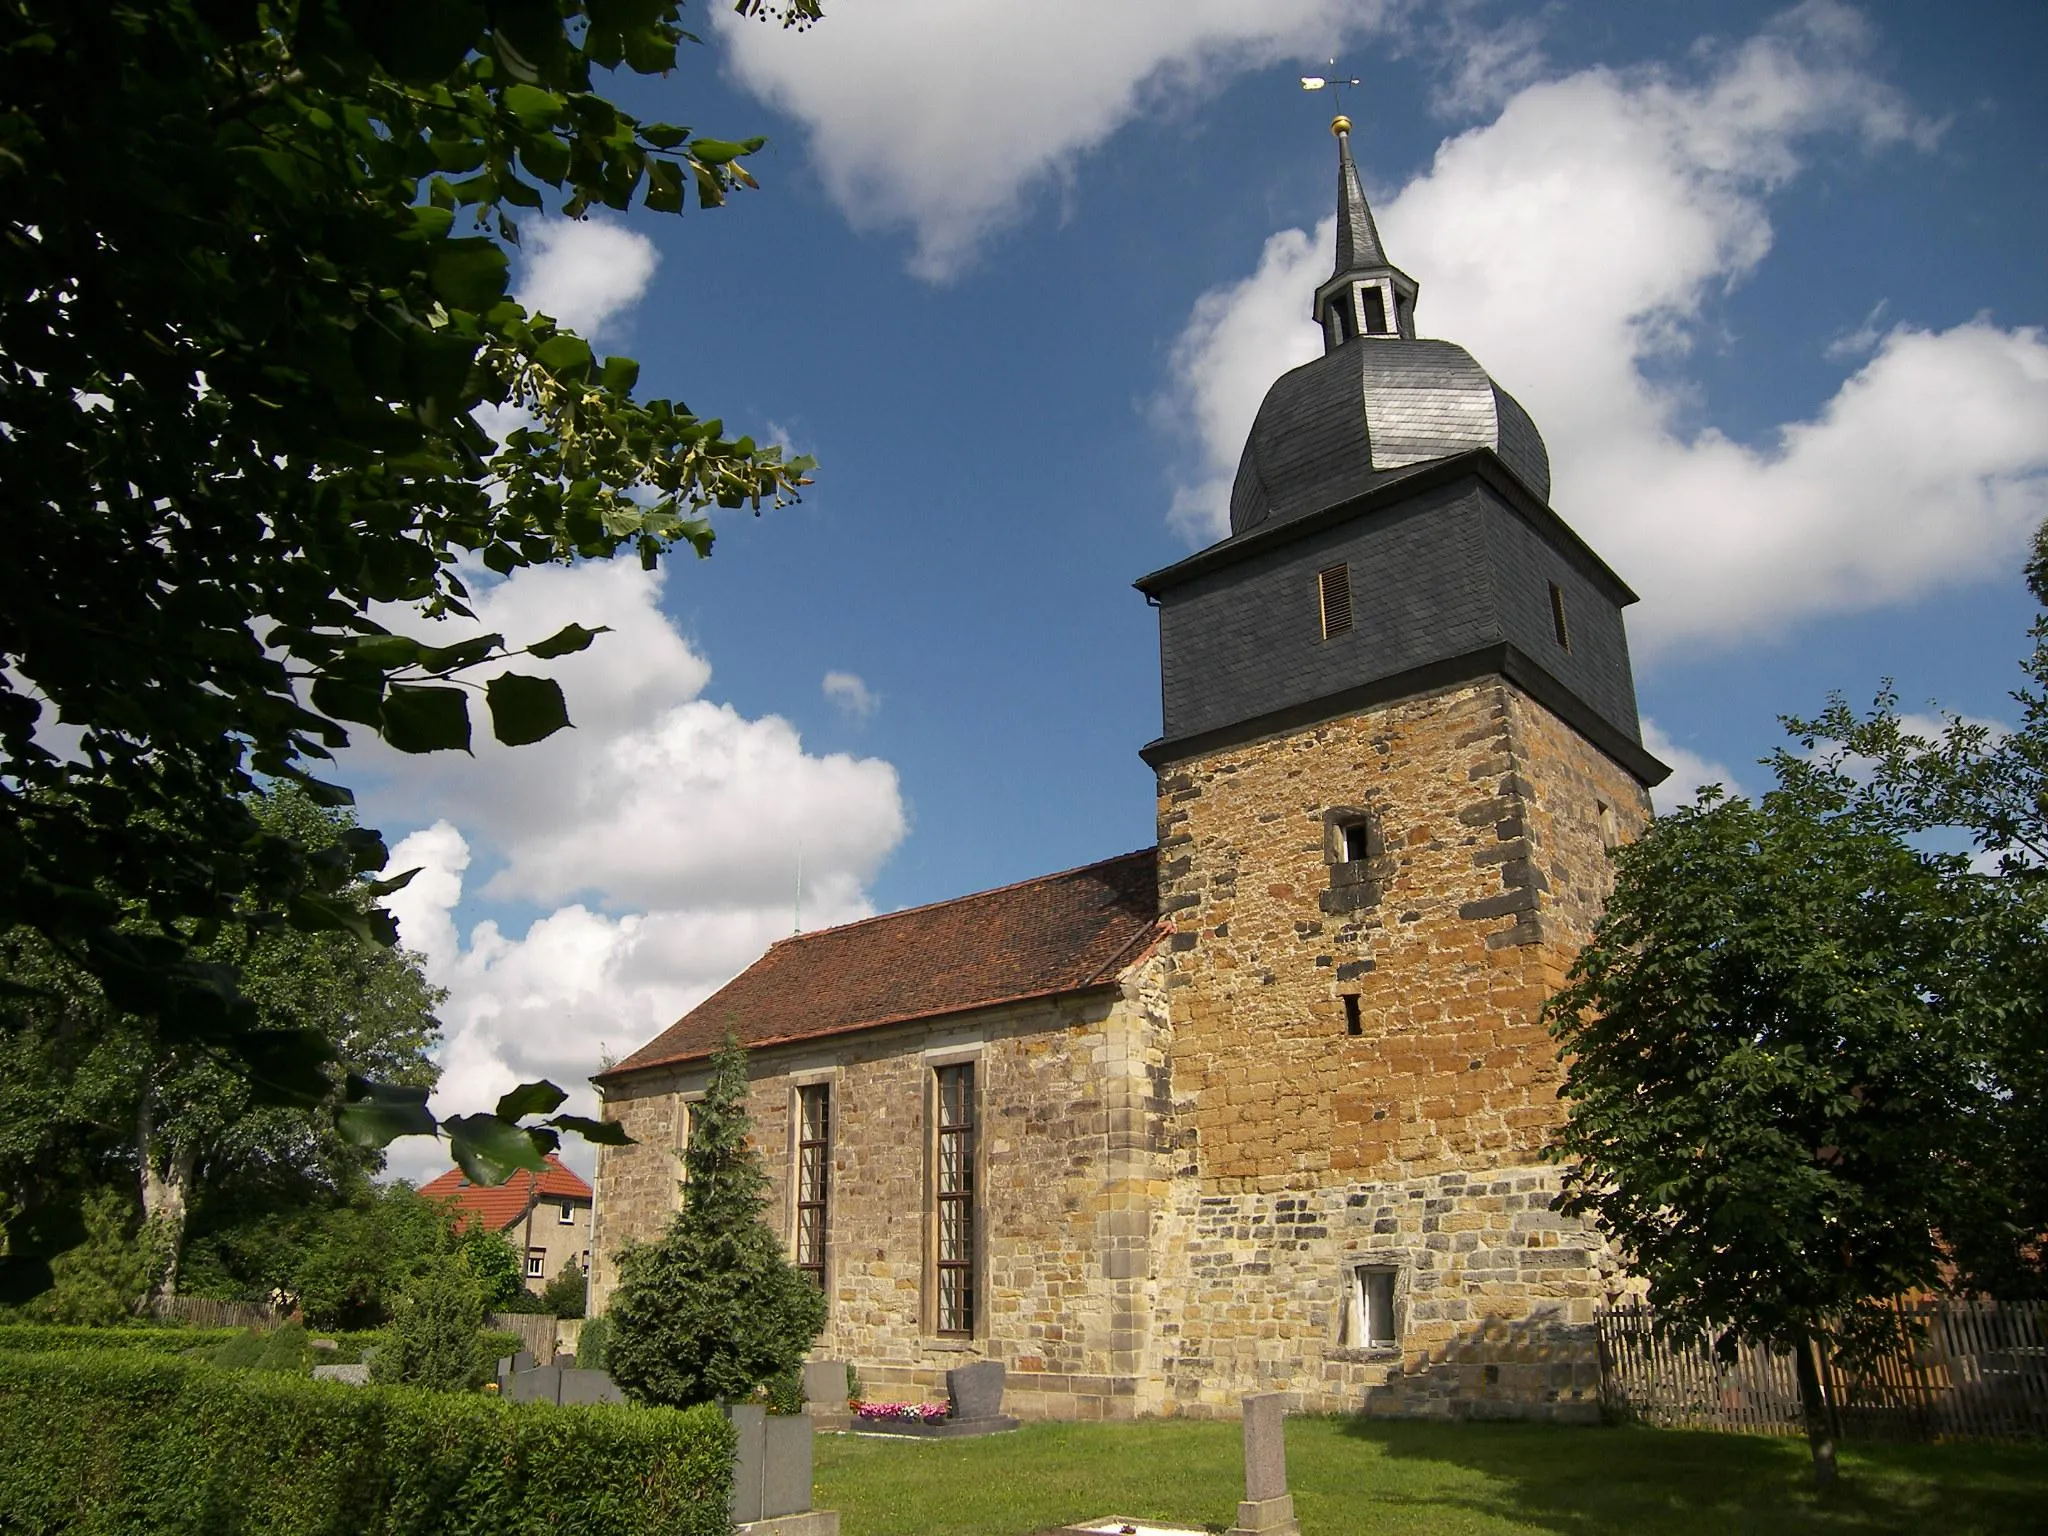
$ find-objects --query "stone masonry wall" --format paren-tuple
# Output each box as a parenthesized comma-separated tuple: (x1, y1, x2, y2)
(1146, 676, 1651, 1417)
(592, 962, 1175, 1421)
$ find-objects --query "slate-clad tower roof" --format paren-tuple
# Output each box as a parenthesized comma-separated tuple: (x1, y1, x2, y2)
(1231, 116, 1550, 536)
(1139, 115, 1663, 787)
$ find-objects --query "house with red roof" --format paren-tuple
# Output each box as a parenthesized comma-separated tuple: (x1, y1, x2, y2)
(419, 1154, 593, 1294)
(588, 119, 1669, 1425)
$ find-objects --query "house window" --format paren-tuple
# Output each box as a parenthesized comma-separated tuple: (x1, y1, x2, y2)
(558, 1200, 575, 1225)
(526, 1248, 546, 1279)
(934, 1063, 977, 1336)
(1318, 564, 1353, 639)
(795, 1083, 830, 1292)
(1549, 582, 1571, 651)
(1345, 1266, 1399, 1349)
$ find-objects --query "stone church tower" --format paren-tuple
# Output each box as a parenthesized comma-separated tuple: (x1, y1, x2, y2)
(1129, 116, 1667, 1416)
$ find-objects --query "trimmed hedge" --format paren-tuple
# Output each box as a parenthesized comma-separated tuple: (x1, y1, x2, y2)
(0, 1349, 735, 1536)
(0, 1324, 237, 1356)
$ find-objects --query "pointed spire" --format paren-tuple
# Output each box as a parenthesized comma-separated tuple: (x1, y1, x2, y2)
(1331, 116, 1389, 275)
(1312, 115, 1419, 351)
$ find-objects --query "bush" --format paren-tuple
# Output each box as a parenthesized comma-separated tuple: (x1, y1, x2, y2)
(211, 1321, 315, 1375)
(577, 1315, 612, 1373)
(0, 1324, 234, 1356)
(608, 1038, 825, 1408)
(0, 1348, 735, 1536)
(371, 1263, 490, 1392)
(541, 1258, 588, 1319)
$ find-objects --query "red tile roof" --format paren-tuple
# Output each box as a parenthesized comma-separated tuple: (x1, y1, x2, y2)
(417, 1154, 592, 1234)
(599, 848, 1162, 1080)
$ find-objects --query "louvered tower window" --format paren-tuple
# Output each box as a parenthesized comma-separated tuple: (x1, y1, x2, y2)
(1319, 564, 1353, 639)
(1549, 581, 1571, 651)
(795, 1084, 830, 1292)
(934, 1064, 977, 1335)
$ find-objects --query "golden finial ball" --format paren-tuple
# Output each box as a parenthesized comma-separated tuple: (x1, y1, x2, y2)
(1330, 114, 1352, 136)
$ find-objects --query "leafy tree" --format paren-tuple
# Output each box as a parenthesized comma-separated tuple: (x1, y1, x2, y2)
(0, 0, 819, 1177)
(458, 1220, 529, 1312)
(607, 1038, 824, 1407)
(370, 1259, 491, 1392)
(1545, 769, 1996, 1485)
(541, 1256, 587, 1319)
(286, 1182, 466, 1330)
(0, 785, 442, 1298)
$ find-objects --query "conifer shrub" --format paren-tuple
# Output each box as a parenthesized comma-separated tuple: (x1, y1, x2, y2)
(577, 1314, 613, 1373)
(371, 1261, 492, 1392)
(542, 1256, 589, 1318)
(607, 1038, 826, 1408)
(0, 1349, 735, 1536)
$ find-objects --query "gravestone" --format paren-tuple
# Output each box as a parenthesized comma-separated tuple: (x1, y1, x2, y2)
(729, 1404, 767, 1525)
(311, 1363, 369, 1387)
(1226, 1396, 1298, 1536)
(851, 1359, 1018, 1438)
(802, 1360, 852, 1432)
(728, 1406, 840, 1536)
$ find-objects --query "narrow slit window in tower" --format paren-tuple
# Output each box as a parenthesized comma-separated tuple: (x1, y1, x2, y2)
(1549, 581, 1571, 651)
(1342, 995, 1363, 1036)
(1319, 564, 1353, 639)
(1341, 822, 1372, 862)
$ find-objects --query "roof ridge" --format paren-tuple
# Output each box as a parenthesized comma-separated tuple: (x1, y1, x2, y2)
(765, 846, 1157, 948)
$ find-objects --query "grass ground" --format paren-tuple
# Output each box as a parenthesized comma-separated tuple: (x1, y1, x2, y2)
(813, 1416, 2046, 1536)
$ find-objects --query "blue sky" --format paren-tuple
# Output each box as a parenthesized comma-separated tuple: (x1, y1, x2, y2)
(352, 0, 2048, 1178)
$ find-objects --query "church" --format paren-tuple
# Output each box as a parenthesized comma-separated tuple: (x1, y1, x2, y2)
(588, 116, 1668, 1423)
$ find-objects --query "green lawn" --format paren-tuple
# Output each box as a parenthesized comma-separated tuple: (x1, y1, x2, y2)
(814, 1417, 2046, 1536)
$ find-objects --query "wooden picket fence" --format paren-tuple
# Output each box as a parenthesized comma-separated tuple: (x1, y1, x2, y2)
(149, 1295, 277, 1330)
(1596, 1300, 2047, 1442)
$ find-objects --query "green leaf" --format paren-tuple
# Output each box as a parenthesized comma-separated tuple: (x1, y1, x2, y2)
(431, 239, 510, 313)
(534, 333, 594, 381)
(381, 685, 473, 754)
(416, 632, 505, 673)
(526, 622, 608, 659)
(362, 866, 420, 898)
(239, 1029, 339, 1108)
(600, 355, 641, 393)
(287, 890, 378, 943)
(485, 672, 570, 745)
(503, 83, 562, 130)
(345, 633, 424, 668)
(690, 138, 754, 166)
(644, 158, 684, 214)
(496, 1079, 569, 1120)
(337, 1076, 438, 1149)
(551, 1113, 633, 1146)
(310, 675, 385, 727)
(444, 1113, 552, 1185)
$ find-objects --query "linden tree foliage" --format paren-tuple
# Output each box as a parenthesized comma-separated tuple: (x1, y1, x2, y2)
(0, 0, 819, 1175)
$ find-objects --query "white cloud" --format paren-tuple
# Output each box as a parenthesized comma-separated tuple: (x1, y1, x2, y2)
(515, 219, 660, 339)
(348, 561, 907, 1183)
(822, 669, 878, 720)
(712, 0, 1398, 280)
(1641, 719, 1743, 814)
(1158, 4, 2048, 654)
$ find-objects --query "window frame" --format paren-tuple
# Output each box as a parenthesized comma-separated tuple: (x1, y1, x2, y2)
(930, 1060, 980, 1338)
(525, 1247, 546, 1280)
(794, 1082, 831, 1294)
(1343, 1264, 1401, 1351)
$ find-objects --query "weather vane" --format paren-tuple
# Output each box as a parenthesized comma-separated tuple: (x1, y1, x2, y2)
(1299, 59, 1362, 122)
